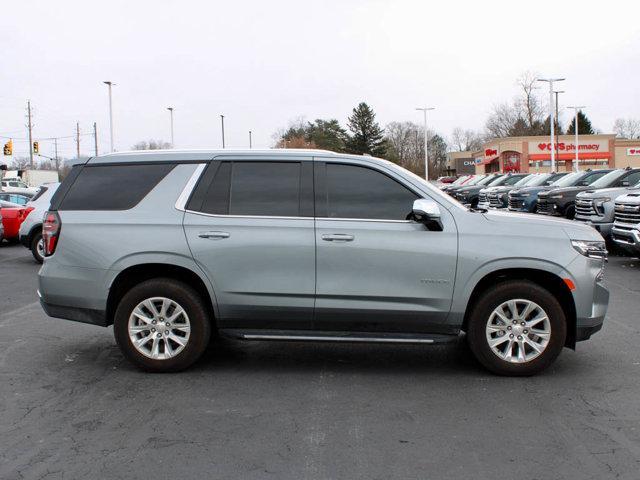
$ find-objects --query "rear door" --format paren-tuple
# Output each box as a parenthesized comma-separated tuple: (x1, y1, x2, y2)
(183, 157, 316, 331)
(313, 159, 458, 334)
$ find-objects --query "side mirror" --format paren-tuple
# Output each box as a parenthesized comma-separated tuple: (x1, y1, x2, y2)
(621, 180, 630, 187)
(412, 199, 443, 231)
(577, 180, 589, 186)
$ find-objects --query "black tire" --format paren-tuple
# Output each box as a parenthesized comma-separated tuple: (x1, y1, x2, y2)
(466, 280, 567, 376)
(30, 231, 44, 264)
(565, 205, 576, 220)
(113, 278, 211, 372)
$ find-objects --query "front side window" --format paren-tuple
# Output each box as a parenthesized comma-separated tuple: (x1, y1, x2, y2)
(323, 163, 419, 220)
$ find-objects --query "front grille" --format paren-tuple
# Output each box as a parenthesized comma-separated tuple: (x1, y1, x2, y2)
(575, 198, 597, 218)
(478, 192, 487, 204)
(537, 198, 552, 215)
(614, 202, 640, 226)
(488, 193, 504, 208)
(508, 196, 523, 210)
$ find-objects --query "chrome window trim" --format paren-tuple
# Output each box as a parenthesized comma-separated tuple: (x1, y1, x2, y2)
(182, 209, 412, 223)
(175, 163, 207, 211)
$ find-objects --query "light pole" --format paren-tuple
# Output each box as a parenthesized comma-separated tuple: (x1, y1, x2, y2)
(249, 130, 252, 149)
(167, 107, 174, 147)
(567, 106, 586, 172)
(103, 81, 115, 152)
(537, 78, 565, 171)
(553, 90, 564, 163)
(220, 115, 225, 148)
(415, 107, 435, 181)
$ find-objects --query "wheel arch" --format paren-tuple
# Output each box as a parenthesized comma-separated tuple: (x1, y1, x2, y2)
(461, 268, 577, 349)
(106, 263, 217, 328)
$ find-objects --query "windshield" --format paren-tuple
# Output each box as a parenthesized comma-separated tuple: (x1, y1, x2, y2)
(464, 175, 486, 186)
(587, 169, 624, 189)
(383, 161, 468, 211)
(551, 172, 582, 187)
(479, 175, 500, 186)
(514, 174, 535, 186)
(451, 176, 469, 185)
(502, 175, 528, 186)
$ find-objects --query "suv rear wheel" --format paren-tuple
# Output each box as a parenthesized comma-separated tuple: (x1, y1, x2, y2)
(30, 231, 44, 263)
(113, 278, 211, 372)
(467, 280, 566, 376)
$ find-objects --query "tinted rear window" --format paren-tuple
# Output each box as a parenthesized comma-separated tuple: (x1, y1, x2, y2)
(58, 163, 175, 210)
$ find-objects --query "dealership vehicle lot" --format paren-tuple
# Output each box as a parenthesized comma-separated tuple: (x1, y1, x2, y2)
(1, 242, 639, 479)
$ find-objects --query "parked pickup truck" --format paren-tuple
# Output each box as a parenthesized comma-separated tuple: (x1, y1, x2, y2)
(507, 172, 569, 213)
(575, 168, 640, 240)
(611, 190, 640, 255)
(478, 174, 533, 210)
(537, 169, 613, 219)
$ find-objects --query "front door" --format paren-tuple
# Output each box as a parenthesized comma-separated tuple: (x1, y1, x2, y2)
(314, 160, 458, 334)
(183, 158, 315, 330)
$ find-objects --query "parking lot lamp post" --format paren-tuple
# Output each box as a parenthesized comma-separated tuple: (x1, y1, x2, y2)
(249, 130, 252, 149)
(167, 107, 174, 147)
(220, 115, 225, 148)
(567, 106, 586, 172)
(416, 107, 435, 181)
(537, 78, 564, 171)
(103, 81, 115, 152)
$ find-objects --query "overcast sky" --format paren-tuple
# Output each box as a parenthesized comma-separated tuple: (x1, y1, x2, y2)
(1, 0, 639, 161)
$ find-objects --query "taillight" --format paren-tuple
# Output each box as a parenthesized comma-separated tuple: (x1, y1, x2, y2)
(42, 211, 61, 257)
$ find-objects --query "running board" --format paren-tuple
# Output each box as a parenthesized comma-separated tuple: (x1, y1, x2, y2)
(220, 329, 459, 345)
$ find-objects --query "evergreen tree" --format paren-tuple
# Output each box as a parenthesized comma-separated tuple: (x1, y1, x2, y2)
(566, 110, 594, 135)
(306, 119, 348, 152)
(541, 116, 564, 136)
(346, 102, 386, 156)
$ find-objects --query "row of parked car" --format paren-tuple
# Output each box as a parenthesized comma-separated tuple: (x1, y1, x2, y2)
(0, 182, 60, 262)
(440, 168, 640, 255)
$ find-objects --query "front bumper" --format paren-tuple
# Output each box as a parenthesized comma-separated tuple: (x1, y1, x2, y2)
(575, 282, 609, 342)
(574, 219, 613, 238)
(611, 226, 640, 252)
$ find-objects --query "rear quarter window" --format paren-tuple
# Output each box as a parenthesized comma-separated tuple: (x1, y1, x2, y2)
(57, 163, 175, 211)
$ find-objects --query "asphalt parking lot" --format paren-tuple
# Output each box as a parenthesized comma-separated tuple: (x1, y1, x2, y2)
(1, 242, 639, 480)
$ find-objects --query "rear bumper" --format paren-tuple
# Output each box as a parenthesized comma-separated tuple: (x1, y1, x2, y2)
(19, 234, 30, 248)
(40, 297, 108, 327)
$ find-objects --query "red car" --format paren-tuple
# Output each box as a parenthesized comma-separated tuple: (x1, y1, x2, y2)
(0, 202, 33, 242)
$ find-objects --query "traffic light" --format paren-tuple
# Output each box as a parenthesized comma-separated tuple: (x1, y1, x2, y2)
(3, 140, 12, 156)
(33, 141, 39, 154)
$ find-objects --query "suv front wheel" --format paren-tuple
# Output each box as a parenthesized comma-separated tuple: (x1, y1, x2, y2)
(113, 278, 211, 372)
(467, 280, 567, 376)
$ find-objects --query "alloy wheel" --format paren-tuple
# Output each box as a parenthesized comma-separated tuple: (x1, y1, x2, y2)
(485, 299, 551, 363)
(128, 297, 191, 360)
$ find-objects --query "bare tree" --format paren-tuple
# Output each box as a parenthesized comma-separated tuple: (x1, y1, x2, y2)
(131, 139, 172, 150)
(485, 102, 520, 138)
(10, 157, 30, 169)
(450, 127, 484, 151)
(613, 118, 640, 139)
(516, 71, 543, 129)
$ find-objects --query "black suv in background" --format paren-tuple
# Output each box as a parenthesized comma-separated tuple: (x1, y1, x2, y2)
(453, 173, 503, 207)
(537, 169, 612, 219)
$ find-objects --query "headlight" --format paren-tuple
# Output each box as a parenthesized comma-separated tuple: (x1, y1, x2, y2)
(594, 197, 611, 207)
(500, 193, 508, 201)
(571, 240, 607, 260)
(549, 194, 563, 199)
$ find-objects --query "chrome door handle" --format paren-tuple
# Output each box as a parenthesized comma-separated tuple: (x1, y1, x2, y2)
(321, 233, 354, 242)
(198, 231, 230, 239)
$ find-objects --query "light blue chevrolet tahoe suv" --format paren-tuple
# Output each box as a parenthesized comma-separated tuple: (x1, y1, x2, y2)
(38, 150, 609, 375)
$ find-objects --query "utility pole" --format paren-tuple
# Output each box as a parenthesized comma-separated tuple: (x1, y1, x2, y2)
(167, 107, 175, 147)
(27, 100, 34, 168)
(567, 106, 586, 172)
(220, 115, 225, 148)
(103, 81, 115, 152)
(415, 107, 435, 181)
(54, 138, 60, 172)
(93, 122, 98, 156)
(76, 122, 81, 159)
(249, 130, 252, 149)
(554, 90, 564, 165)
(537, 78, 565, 172)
